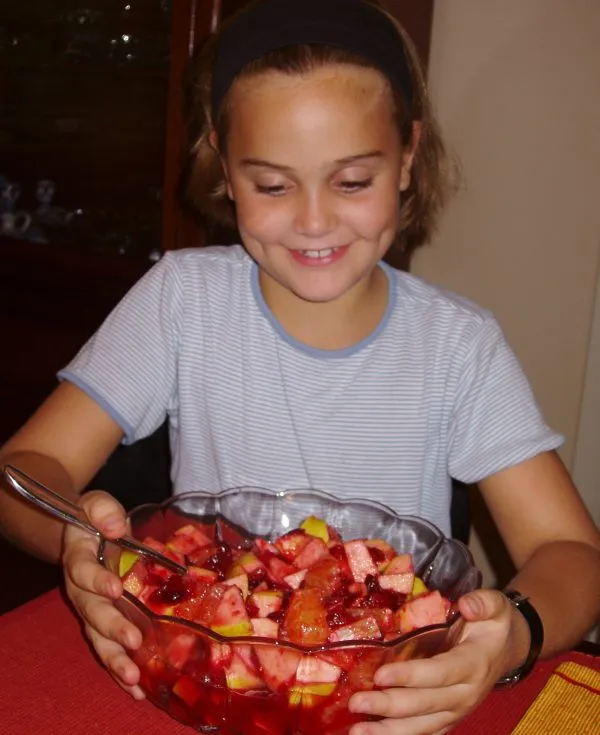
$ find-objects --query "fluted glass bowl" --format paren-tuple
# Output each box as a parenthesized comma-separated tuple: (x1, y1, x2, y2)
(98, 488, 481, 735)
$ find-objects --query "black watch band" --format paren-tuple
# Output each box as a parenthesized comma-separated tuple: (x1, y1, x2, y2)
(495, 590, 544, 689)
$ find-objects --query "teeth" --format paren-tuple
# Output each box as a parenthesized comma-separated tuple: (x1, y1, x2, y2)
(301, 248, 337, 259)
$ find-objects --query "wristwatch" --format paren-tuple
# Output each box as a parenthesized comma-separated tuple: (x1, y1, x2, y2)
(495, 590, 544, 689)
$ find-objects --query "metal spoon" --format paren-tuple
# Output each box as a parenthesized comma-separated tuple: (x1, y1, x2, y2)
(3, 464, 187, 576)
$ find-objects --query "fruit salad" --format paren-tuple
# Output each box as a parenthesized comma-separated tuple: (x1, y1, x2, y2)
(116, 515, 456, 734)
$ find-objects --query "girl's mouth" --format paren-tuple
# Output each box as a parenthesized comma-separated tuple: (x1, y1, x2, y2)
(290, 245, 349, 266)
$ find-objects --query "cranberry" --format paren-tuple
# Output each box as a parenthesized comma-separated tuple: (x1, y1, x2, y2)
(268, 609, 286, 624)
(368, 547, 386, 564)
(329, 544, 347, 562)
(246, 598, 260, 618)
(203, 542, 233, 577)
(248, 568, 267, 590)
(326, 604, 350, 628)
(365, 574, 379, 593)
(149, 574, 193, 605)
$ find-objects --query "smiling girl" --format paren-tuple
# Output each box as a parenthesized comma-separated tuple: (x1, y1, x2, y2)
(1, 1, 600, 734)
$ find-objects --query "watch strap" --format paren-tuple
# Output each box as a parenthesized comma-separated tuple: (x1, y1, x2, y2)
(495, 589, 544, 688)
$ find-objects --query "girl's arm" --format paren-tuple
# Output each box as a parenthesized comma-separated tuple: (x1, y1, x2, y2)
(348, 453, 600, 735)
(479, 449, 600, 664)
(0, 381, 124, 563)
(0, 381, 146, 699)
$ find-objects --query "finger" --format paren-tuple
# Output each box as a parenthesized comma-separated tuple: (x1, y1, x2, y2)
(349, 685, 460, 721)
(349, 711, 454, 735)
(63, 533, 122, 599)
(80, 491, 128, 539)
(371, 647, 474, 689)
(458, 589, 509, 622)
(85, 624, 144, 699)
(78, 596, 143, 650)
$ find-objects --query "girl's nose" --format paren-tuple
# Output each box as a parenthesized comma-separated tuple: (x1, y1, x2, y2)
(294, 190, 337, 238)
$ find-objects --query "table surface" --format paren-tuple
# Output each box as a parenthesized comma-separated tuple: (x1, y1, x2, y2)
(0, 588, 598, 735)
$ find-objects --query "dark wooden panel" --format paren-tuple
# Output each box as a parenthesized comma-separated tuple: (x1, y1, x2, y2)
(0, 239, 150, 441)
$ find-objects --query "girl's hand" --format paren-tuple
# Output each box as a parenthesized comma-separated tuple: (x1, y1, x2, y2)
(348, 589, 520, 735)
(62, 491, 145, 700)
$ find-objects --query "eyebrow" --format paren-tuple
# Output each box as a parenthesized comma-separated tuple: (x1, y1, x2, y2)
(239, 150, 384, 171)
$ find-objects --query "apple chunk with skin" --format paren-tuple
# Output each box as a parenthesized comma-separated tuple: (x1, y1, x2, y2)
(225, 645, 265, 691)
(344, 540, 378, 583)
(394, 590, 448, 634)
(211, 585, 252, 637)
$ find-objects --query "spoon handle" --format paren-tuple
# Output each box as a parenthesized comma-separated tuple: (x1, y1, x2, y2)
(3, 464, 187, 576)
(4, 464, 99, 536)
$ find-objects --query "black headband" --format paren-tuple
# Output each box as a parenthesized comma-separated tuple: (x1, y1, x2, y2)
(211, 0, 414, 117)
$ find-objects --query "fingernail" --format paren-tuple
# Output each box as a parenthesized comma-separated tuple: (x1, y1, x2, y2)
(132, 687, 146, 701)
(465, 593, 482, 615)
(350, 697, 371, 714)
(105, 582, 119, 598)
(374, 671, 389, 686)
(104, 516, 125, 532)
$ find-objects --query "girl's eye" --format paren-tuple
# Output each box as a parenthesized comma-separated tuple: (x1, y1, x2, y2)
(255, 184, 288, 196)
(339, 179, 373, 192)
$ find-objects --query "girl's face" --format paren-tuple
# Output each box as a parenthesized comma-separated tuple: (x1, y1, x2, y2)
(220, 64, 416, 306)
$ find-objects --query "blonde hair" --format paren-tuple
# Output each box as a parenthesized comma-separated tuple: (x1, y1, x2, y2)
(186, 0, 455, 255)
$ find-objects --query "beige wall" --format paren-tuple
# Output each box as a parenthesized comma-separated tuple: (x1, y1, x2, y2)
(416, 0, 600, 583)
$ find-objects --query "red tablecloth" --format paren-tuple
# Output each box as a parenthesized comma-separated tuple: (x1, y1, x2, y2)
(0, 588, 597, 735)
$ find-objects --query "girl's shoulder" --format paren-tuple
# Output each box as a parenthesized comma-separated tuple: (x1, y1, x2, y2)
(162, 243, 251, 275)
(385, 263, 494, 331)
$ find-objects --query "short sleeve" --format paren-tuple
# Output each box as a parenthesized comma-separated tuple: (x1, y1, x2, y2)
(448, 316, 563, 483)
(57, 253, 184, 444)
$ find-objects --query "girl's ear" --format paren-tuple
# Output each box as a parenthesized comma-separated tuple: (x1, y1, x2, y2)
(209, 130, 234, 200)
(399, 121, 423, 192)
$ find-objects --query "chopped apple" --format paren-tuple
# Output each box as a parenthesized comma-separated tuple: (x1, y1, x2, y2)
(210, 642, 233, 668)
(300, 515, 330, 543)
(293, 537, 330, 569)
(385, 553, 414, 575)
(288, 682, 337, 708)
(255, 644, 302, 693)
(411, 577, 428, 597)
(328, 616, 381, 643)
(174, 523, 212, 548)
(284, 568, 308, 589)
(173, 674, 203, 707)
(265, 556, 298, 585)
(225, 647, 265, 690)
(248, 589, 283, 618)
(346, 606, 393, 633)
(394, 590, 448, 634)
(187, 566, 219, 584)
(344, 540, 378, 583)
(211, 585, 251, 635)
(251, 617, 279, 638)
(275, 529, 310, 560)
(224, 573, 249, 599)
(165, 633, 197, 670)
(237, 552, 266, 575)
(379, 572, 414, 594)
(119, 550, 140, 577)
(295, 656, 341, 684)
(365, 539, 396, 571)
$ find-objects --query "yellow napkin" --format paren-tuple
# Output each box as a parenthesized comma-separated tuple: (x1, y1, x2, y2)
(511, 661, 600, 735)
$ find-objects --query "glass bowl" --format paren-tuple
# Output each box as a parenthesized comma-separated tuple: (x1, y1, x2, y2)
(99, 488, 481, 735)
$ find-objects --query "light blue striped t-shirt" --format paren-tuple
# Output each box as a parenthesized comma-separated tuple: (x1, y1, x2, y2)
(59, 245, 563, 536)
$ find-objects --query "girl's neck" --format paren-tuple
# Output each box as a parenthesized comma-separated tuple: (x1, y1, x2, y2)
(258, 266, 389, 351)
